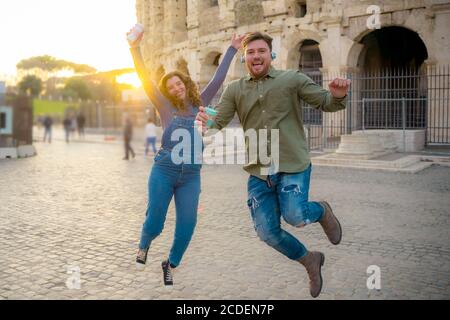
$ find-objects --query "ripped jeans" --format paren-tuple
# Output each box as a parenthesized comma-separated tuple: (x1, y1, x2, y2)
(246, 164, 324, 260)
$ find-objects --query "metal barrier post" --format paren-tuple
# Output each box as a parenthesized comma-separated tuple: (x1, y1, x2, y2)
(362, 98, 365, 132)
(402, 97, 406, 153)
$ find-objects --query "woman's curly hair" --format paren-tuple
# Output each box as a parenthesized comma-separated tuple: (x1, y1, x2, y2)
(158, 71, 202, 111)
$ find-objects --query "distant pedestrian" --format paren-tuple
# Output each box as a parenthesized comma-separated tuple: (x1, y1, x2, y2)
(77, 112, 86, 138)
(123, 113, 135, 160)
(43, 115, 53, 143)
(70, 115, 77, 138)
(144, 118, 157, 157)
(63, 116, 71, 143)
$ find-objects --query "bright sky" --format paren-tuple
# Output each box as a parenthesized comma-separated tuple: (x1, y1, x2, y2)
(0, 0, 138, 83)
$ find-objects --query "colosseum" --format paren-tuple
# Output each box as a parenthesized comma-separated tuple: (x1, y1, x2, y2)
(135, 0, 450, 149)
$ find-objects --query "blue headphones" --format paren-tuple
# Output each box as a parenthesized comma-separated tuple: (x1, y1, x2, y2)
(240, 51, 277, 63)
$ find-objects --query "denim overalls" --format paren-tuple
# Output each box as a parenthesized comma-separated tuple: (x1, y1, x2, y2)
(139, 108, 202, 267)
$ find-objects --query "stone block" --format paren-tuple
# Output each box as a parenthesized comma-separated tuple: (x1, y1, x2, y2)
(364, 130, 425, 152)
(17, 145, 37, 158)
(353, 130, 398, 151)
(0, 148, 18, 159)
(335, 134, 387, 159)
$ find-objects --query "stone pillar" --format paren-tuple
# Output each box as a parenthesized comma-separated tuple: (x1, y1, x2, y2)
(429, 1, 450, 65)
(218, 0, 238, 81)
(319, 17, 357, 139)
(137, 0, 164, 75)
(261, 0, 288, 19)
(268, 27, 283, 70)
(135, 0, 144, 24)
(426, 61, 449, 144)
(218, 0, 236, 31)
(163, 0, 188, 46)
(321, 24, 346, 77)
(186, 0, 201, 81)
(187, 0, 200, 40)
(145, 0, 164, 48)
(426, 3, 449, 143)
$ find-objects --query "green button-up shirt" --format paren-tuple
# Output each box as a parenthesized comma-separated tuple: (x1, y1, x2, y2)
(212, 67, 347, 179)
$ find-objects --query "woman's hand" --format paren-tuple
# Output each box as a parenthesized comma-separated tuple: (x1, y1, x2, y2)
(126, 27, 144, 48)
(231, 33, 246, 50)
(195, 106, 209, 134)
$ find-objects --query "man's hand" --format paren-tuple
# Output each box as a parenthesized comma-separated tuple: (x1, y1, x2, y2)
(329, 78, 351, 98)
(195, 106, 209, 134)
(126, 28, 144, 48)
(231, 33, 246, 50)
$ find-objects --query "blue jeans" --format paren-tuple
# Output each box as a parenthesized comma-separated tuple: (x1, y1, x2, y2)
(145, 137, 157, 155)
(247, 164, 324, 260)
(64, 128, 70, 143)
(43, 127, 52, 143)
(139, 149, 201, 267)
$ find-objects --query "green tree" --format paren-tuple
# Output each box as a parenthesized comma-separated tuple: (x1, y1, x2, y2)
(18, 75, 43, 97)
(63, 78, 91, 100)
(83, 68, 134, 103)
(16, 55, 59, 72)
(17, 55, 96, 74)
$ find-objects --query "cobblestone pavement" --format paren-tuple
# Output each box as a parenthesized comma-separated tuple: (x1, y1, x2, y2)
(0, 140, 449, 300)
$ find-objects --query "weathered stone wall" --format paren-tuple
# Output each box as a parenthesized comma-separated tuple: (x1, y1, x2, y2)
(135, 0, 450, 87)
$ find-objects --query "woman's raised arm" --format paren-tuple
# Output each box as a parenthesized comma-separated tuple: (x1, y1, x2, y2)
(200, 34, 245, 106)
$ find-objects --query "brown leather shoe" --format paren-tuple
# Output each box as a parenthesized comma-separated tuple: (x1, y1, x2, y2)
(319, 201, 342, 245)
(298, 251, 325, 298)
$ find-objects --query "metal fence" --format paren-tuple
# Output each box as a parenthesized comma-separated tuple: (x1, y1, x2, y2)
(27, 64, 450, 149)
(302, 72, 348, 151)
(426, 65, 450, 145)
(301, 65, 450, 150)
(361, 97, 427, 130)
(78, 101, 153, 132)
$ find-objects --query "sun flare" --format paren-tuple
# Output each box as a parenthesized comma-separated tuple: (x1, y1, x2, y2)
(116, 72, 142, 88)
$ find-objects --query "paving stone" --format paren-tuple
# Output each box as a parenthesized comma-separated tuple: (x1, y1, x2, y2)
(0, 140, 449, 299)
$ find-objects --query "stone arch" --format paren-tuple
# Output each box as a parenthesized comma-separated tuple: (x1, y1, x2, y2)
(284, 31, 322, 69)
(347, 22, 431, 68)
(298, 40, 323, 74)
(198, 49, 222, 89)
(349, 26, 430, 130)
(346, 42, 365, 70)
(355, 26, 428, 71)
(176, 57, 190, 76)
